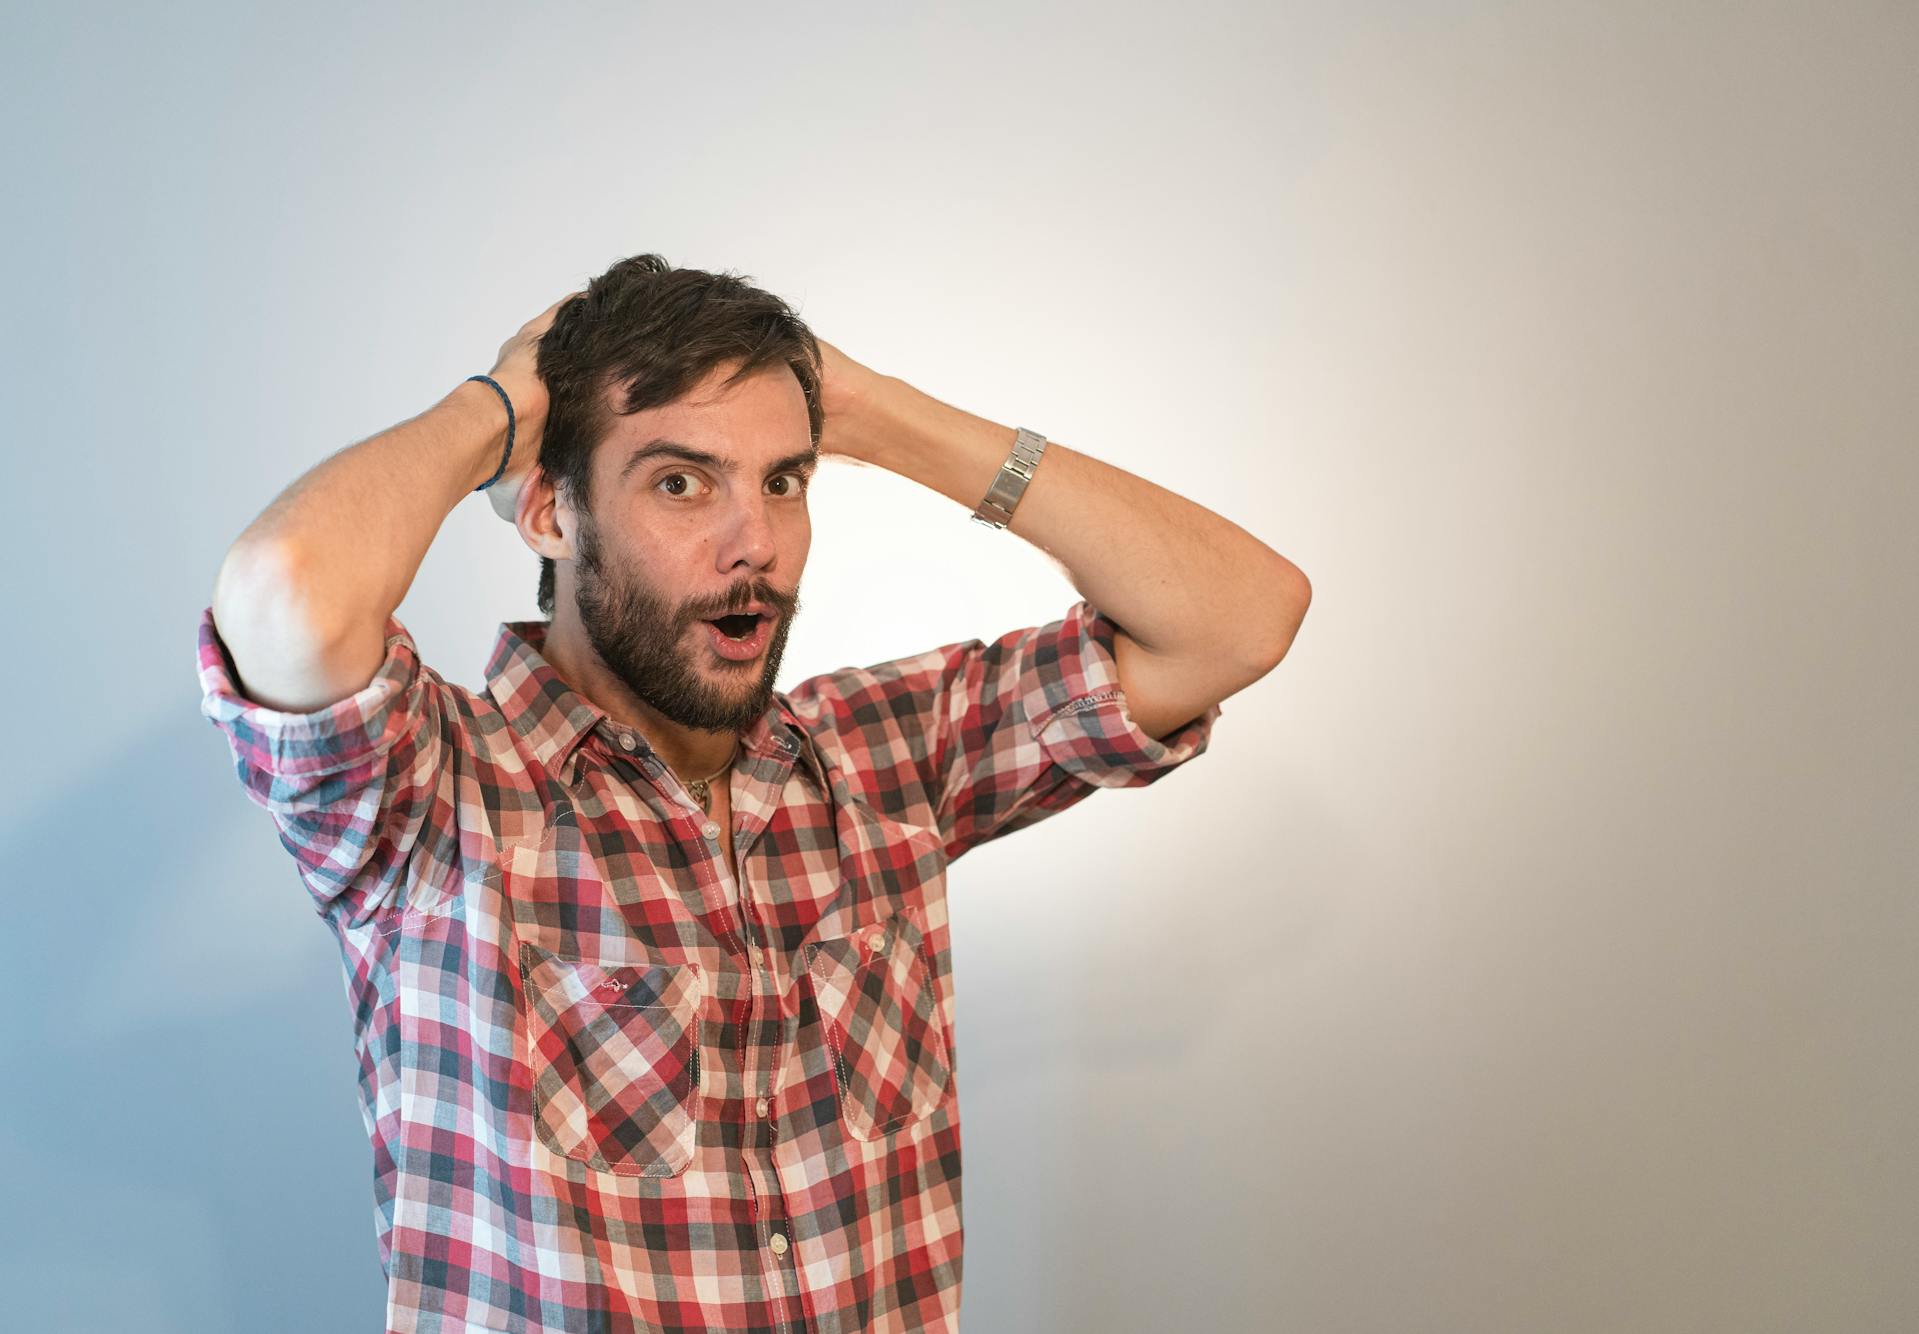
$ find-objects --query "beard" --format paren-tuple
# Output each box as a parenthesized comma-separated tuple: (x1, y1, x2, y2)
(571, 511, 798, 734)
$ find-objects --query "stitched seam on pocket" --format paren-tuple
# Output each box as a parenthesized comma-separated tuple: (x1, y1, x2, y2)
(522, 956, 703, 1176)
(527, 1025, 700, 1177)
(526, 1053, 700, 1178)
(898, 909, 954, 1085)
(878, 905, 954, 1099)
(805, 945, 873, 1137)
(806, 922, 947, 1139)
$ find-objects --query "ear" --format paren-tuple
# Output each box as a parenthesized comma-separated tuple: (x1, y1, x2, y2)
(514, 464, 576, 561)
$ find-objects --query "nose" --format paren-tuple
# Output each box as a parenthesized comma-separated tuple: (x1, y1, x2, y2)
(718, 493, 780, 575)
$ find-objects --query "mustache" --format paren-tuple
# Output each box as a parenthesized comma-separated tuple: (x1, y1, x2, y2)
(694, 594, 793, 621)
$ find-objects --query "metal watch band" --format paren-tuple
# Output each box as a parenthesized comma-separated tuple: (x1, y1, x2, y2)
(969, 426, 1048, 530)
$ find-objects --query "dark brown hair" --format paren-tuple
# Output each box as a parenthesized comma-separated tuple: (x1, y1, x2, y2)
(532, 253, 823, 617)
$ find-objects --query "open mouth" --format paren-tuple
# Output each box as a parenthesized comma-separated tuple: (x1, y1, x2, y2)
(709, 612, 764, 640)
(701, 610, 775, 661)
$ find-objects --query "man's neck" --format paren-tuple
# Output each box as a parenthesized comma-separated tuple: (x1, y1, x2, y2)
(539, 608, 738, 781)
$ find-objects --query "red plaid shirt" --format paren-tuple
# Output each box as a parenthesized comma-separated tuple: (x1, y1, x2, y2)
(196, 598, 1219, 1333)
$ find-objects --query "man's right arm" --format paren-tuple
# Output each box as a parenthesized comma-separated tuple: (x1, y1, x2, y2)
(211, 380, 515, 711)
(198, 291, 577, 922)
(210, 290, 575, 711)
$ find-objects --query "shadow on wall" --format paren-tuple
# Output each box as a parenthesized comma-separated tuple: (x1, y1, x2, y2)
(0, 709, 386, 1333)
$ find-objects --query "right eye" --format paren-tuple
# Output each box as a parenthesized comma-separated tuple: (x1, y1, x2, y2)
(657, 471, 706, 497)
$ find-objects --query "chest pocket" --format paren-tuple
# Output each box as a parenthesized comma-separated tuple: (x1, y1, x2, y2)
(519, 941, 703, 1176)
(803, 904, 953, 1140)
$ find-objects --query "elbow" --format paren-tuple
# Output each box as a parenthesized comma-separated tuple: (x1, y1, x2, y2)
(214, 538, 291, 626)
(1249, 569, 1310, 671)
(212, 539, 337, 661)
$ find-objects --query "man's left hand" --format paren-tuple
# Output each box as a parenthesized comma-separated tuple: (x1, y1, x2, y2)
(814, 337, 897, 465)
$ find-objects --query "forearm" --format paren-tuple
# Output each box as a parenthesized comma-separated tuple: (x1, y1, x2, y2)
(846, 377, 1310, 668)
(222, 378, 509, 640)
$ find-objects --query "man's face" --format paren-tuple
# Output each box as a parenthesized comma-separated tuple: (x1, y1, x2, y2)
(567, 359, 815, 734)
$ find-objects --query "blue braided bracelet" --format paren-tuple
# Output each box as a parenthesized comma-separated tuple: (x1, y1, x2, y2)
(465, 374, 516, 491)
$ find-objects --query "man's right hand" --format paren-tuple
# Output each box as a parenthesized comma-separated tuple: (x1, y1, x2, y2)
(484, 288, 585, 523)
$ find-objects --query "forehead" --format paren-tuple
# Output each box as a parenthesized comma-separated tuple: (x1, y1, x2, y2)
(596, 360, 813, 485)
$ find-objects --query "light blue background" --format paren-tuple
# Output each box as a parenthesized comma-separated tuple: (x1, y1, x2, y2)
(4, 2, 1915, 1331)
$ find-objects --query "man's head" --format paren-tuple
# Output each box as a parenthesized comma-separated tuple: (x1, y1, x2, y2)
(518, 254, 823, 733)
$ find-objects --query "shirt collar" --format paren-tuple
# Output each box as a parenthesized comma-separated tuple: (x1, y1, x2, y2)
(483, 619, 811, 785)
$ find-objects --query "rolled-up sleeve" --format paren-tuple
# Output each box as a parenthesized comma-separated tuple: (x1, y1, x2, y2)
(787, 599, 1219, 861)
(195, 605, 460, 923)
(1023, 599, 1220, 784)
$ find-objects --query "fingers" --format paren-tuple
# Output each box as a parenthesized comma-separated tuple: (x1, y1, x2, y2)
(517, 289, 586, 343)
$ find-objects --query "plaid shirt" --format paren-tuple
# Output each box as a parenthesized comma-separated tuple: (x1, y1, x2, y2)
(196, 597, 1219, 1334)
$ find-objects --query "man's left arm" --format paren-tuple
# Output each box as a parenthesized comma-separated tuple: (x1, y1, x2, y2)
(817, 344, 1311, 740)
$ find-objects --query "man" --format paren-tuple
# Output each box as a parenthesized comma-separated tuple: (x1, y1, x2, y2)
(197, 253, 1309, 1334)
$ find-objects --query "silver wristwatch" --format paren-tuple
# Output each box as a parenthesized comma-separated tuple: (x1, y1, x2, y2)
(969, 426, 1048, 530)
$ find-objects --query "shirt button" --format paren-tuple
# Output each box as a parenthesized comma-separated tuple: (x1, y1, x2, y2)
(701, 820, 721, 840)
(768, 1231, 788, 1255)
(618, 733, 635, 751)
(755, 1097, 769, 1117)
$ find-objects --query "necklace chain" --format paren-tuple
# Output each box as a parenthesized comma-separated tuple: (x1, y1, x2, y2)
(681, 738, 740, 814)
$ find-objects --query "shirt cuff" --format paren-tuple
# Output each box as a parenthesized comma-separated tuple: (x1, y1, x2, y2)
(195, 605, 422, 783)
(1027, 600, 1221, 789)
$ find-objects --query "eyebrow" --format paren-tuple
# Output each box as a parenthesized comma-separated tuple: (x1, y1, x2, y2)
(619, 438, 820, 483)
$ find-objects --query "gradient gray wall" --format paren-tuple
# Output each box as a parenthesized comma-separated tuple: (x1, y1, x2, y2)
(4, 2, 1914, 1330)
